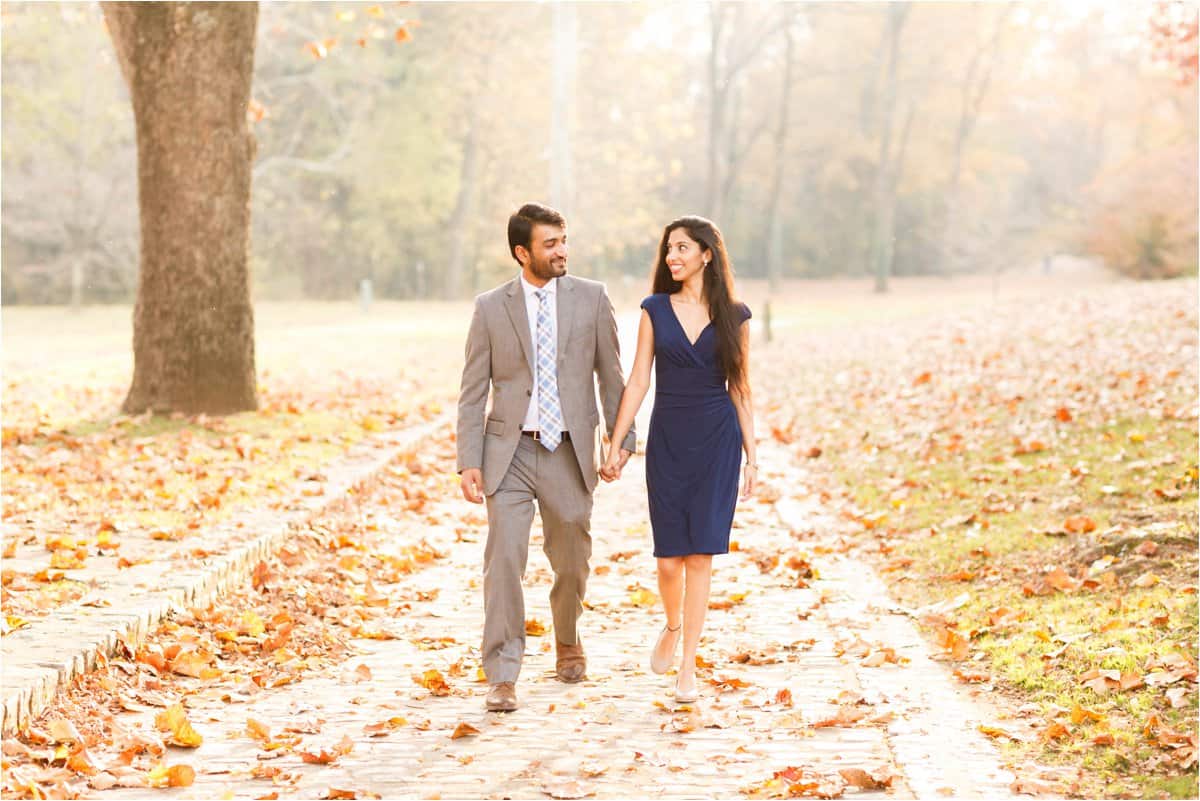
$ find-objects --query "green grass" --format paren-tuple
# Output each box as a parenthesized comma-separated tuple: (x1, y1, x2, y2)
(831, 406, 1198, 798)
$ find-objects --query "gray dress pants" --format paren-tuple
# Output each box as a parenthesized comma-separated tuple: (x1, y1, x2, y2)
(482, 434, 593, 684)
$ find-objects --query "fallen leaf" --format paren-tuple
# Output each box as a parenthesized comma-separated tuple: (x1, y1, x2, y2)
(147, 763, 195, 788)
(450, 722, 479, 740)
(415, 669, 451, 696)
(154, 704, 203, 748)
(47, 718, 82, 744)
(838, 767, 893, 790)
(1063, 515, 1096, 533)
(363, 717, 407, 737)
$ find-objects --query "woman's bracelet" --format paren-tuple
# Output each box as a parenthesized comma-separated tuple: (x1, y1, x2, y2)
(746, 462, 759, 469)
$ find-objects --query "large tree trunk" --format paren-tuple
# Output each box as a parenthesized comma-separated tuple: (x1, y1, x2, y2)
(103, 2, 259, 415)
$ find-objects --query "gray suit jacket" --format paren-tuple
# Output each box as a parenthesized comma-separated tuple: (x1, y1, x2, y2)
(457, 274, 636, 496)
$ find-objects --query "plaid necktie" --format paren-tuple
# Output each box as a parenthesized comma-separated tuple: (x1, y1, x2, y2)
(534, 288, 564, 451)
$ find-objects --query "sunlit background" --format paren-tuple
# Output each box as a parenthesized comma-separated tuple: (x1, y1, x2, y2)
(2, 0, 1196, 306)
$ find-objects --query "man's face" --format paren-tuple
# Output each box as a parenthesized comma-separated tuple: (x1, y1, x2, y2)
(522, 223, 568, 281)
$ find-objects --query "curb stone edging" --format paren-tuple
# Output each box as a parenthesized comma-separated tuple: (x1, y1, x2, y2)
(0, 414, 450, 736)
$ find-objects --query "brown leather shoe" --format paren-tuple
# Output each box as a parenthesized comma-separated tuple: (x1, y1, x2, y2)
(485, 681, 517, 712)
(556, 639, 587, 683)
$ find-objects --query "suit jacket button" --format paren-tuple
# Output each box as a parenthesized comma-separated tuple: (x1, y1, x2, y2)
(526, 389, 532, 396)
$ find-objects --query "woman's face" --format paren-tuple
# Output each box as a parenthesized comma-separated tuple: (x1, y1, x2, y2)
(664, 228, 711, 285)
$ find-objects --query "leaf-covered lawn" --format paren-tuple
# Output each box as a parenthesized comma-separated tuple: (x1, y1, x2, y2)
(761, 278, 1199, 799)
(2, 302, 466, 625)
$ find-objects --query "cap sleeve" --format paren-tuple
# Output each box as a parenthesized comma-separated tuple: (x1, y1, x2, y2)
(740, 302, 753, 323)
(640, 295, 656, 312)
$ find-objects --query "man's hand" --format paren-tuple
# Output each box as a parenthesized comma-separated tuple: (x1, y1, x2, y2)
(460, 468, 484, 504)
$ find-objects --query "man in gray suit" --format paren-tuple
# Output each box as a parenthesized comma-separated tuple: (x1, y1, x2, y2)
(457, 202, 636, 712)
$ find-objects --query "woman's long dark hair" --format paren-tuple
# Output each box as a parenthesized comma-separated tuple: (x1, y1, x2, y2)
(651, 216, 748, 395)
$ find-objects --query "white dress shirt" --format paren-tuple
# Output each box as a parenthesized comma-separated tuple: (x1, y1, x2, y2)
(520, 274, 558, 432)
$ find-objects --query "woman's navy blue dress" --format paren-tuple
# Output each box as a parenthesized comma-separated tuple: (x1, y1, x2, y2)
(640, 293, 751, 558)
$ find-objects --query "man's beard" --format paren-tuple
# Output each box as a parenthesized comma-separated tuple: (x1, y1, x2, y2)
(530, 253, 567, 281)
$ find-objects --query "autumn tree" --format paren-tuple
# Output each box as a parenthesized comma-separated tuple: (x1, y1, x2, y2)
(102, 1, 259, 414)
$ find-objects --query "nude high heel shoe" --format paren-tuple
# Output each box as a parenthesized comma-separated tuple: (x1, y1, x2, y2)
(650, 622, 681, 675)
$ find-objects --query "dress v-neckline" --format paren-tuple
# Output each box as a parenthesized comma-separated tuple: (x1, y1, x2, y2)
(667, 297, 712, 349)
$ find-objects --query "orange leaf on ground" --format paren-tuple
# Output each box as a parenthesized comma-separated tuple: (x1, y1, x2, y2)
(168, 648, 213, 679)
(363, 717, 407, 736)
(450, 722, 479, 740)
(627, 587, 657, 607)
(415, 669, 450, 696)
(839, 767, 893, 790)
(813, 706, 868, 728)
(934, 628, 970, 661)
(1044, 566, 1080, 592)
(153, 704, 203, 748)
(942, 569, 976, 582)
(147, 763, 195, 787)
(978, 724, 1021, 741)
(708, 675, 751, 692)
(300, 748, 338, 765)
(49, 548, 86, 569)
(1070, 703, 1105, 724)
(1079, 668, 1122, 694)
(1063, 515, 1096, 533)
(1042, 722, 1070, 740)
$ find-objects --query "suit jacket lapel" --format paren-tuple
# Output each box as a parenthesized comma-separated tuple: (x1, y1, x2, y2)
(503, 278, 535, 375)
(556, 276, 575, 367)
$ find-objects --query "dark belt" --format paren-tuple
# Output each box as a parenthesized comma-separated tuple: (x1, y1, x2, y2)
(523, 430, 570, 442)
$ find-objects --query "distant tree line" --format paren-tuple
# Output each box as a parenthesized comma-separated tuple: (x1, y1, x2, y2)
(2, 2, 1196, 307)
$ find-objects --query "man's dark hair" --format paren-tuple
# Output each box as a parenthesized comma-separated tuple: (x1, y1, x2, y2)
(507, 203, 566, 264)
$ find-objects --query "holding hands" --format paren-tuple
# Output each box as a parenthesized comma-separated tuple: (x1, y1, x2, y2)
(600, 448, 633, 482)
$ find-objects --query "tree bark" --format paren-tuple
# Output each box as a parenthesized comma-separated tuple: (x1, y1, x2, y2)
(103, 1, 259, 415)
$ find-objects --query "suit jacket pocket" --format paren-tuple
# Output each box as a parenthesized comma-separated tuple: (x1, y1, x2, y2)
(485, 417, 506, 437)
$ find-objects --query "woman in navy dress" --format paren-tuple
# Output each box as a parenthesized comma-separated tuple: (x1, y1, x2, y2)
(603, 216, 757, 703)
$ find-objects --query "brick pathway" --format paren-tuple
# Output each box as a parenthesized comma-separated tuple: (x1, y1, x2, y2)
(64, 433, 1028, 800)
